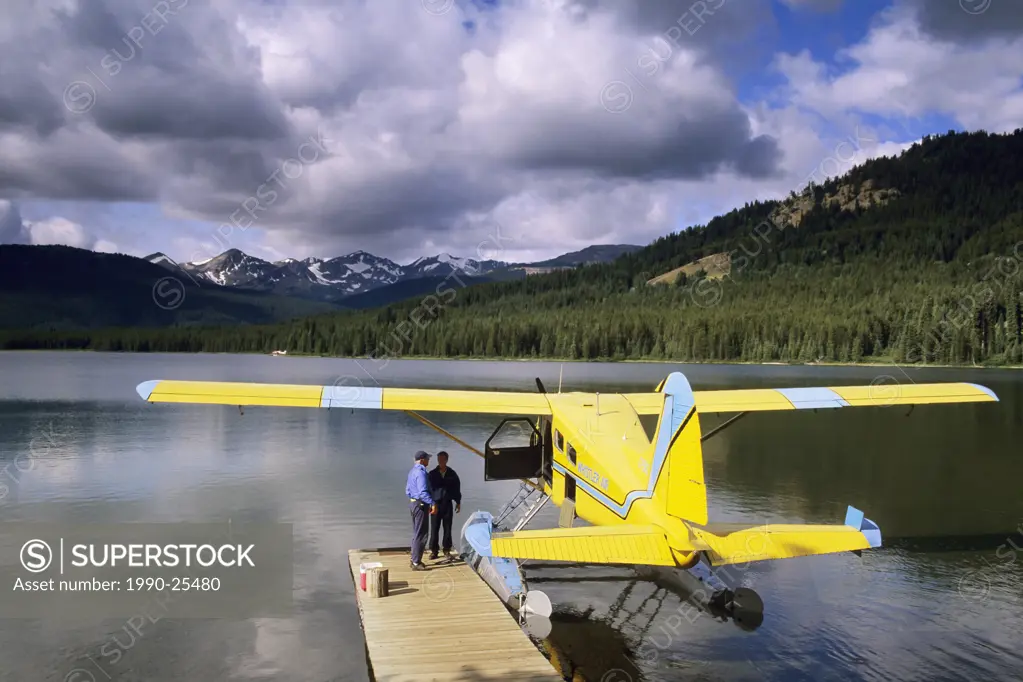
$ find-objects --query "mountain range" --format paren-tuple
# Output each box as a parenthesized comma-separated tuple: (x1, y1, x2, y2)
(0, 242, 640, 331)
(145, 245, 641, 303)
(10, 129, 1021, 367)
(0, 244, 340, 330)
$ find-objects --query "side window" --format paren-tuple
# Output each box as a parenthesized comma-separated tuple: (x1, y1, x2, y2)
(567, 443, 576, 465)
(554, 430, 564, 452)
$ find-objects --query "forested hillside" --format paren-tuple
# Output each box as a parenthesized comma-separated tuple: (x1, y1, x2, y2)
(4, 130, 1023, 366)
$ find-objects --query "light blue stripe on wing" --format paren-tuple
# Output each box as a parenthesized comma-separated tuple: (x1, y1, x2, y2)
(136, 380, 159, 401)
(320, 385, 383, 409)
(965, 383, 999, 401)
(776, 387, 850, 409)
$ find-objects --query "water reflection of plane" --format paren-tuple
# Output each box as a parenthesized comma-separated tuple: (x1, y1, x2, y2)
(527, 562, 765, 680)
(528, 562, 764, 632)
(540, 605, 646, 682)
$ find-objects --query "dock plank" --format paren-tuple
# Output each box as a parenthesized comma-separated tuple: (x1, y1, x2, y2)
(348, 548, 563, 682)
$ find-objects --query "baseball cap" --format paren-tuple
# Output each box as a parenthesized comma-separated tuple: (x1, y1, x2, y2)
(414, 450, 431, 461)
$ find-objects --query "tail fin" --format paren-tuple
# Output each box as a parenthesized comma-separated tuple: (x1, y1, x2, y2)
(652, 372, 707, 525)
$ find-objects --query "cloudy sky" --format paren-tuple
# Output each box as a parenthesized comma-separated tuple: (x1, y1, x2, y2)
(0, 0, 1021, 265)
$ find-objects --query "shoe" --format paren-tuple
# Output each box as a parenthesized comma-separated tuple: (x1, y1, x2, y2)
(410, 562, 428, 571)
(428, 552, 438, 560)
(444, 549, 455, 558)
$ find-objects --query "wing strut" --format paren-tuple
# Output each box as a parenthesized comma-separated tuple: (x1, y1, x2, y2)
(404, 410, 484, 458)
(700, 412, 747, 442)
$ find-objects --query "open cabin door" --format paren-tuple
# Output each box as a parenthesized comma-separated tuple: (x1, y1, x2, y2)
(484, 418, 544, 481)
(541, 416, 553, 485)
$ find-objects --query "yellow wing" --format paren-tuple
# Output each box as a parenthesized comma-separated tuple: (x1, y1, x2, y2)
(137, 378, 997, 416)
(489, 525, 677, 566)
(135, 380, 551, 415)
(624, 381, 998, 414)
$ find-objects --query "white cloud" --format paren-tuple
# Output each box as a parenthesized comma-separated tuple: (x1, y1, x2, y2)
(773, 5, 1023, 133)
(25, 217, 93, 248)
(0, 200, 116, 252)
(0, 0, 1019, 262)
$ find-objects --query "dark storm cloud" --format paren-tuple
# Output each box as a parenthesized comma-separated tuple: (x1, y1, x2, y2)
(571, 0, 764, 36)
(0, 0, 293, 203)
(53, 0, 137, 50)
(59, 0, 290, 141)
(570, 0, 782, 101)
(0, 146, 160, 202)
(905, 0, 1023, 42)
(0, 75, 64, 136)
(567, 0, 780, 65)
(779, 0, 843, 11)
(0, 202, 32, 245)
(285, 165, 510, 240)
(504, 106, 781, 181)
(89, 77, 290, 141)
(162, 141, 288, 197)
(0, 0, 798, 257)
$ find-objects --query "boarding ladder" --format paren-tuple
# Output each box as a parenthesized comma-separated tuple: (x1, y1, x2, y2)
(493, 479, 550, 532)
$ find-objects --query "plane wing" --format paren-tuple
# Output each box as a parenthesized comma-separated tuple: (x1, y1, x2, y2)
(135, 379, 551, 415)
(136, 378, 998, 417)
(624, 382, 998, 415)
(488, 525, 678, 566)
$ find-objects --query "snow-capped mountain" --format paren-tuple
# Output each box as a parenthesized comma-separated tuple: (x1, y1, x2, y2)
(405, 253, 506, 278)
(144, 244, 639, 304)
(148, 248, 508, 302)
(184, 249, 278, 287)
(298, 251, 406, 295)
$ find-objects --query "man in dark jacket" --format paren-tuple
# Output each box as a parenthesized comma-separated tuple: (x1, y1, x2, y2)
(427, 451, 462, 559)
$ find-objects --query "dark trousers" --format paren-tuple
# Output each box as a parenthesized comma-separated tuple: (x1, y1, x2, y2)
(409, 500, 428, 564)
(429, 503, 454, 554)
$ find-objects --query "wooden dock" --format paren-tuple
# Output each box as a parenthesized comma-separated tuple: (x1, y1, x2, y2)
(347, 547, 564, 682)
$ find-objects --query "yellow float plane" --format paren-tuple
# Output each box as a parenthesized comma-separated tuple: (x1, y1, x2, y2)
(134, 371, 998, 623)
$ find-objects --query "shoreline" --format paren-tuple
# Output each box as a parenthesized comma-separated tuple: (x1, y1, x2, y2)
(3, 348, 1020, 370)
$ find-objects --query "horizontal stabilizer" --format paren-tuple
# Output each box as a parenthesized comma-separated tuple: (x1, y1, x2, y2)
(489, 525, 677, 567)
(624, 382, 998, 415)
(692, 506, 883, 566)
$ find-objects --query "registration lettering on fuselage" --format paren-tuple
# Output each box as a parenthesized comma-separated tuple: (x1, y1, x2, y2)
(577, 462, 609, 491)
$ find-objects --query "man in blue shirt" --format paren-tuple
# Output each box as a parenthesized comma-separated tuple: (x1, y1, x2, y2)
(406, 450, 436, 570)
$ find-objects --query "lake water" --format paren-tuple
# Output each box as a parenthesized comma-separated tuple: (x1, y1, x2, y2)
(1, 351, 1021, 681)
